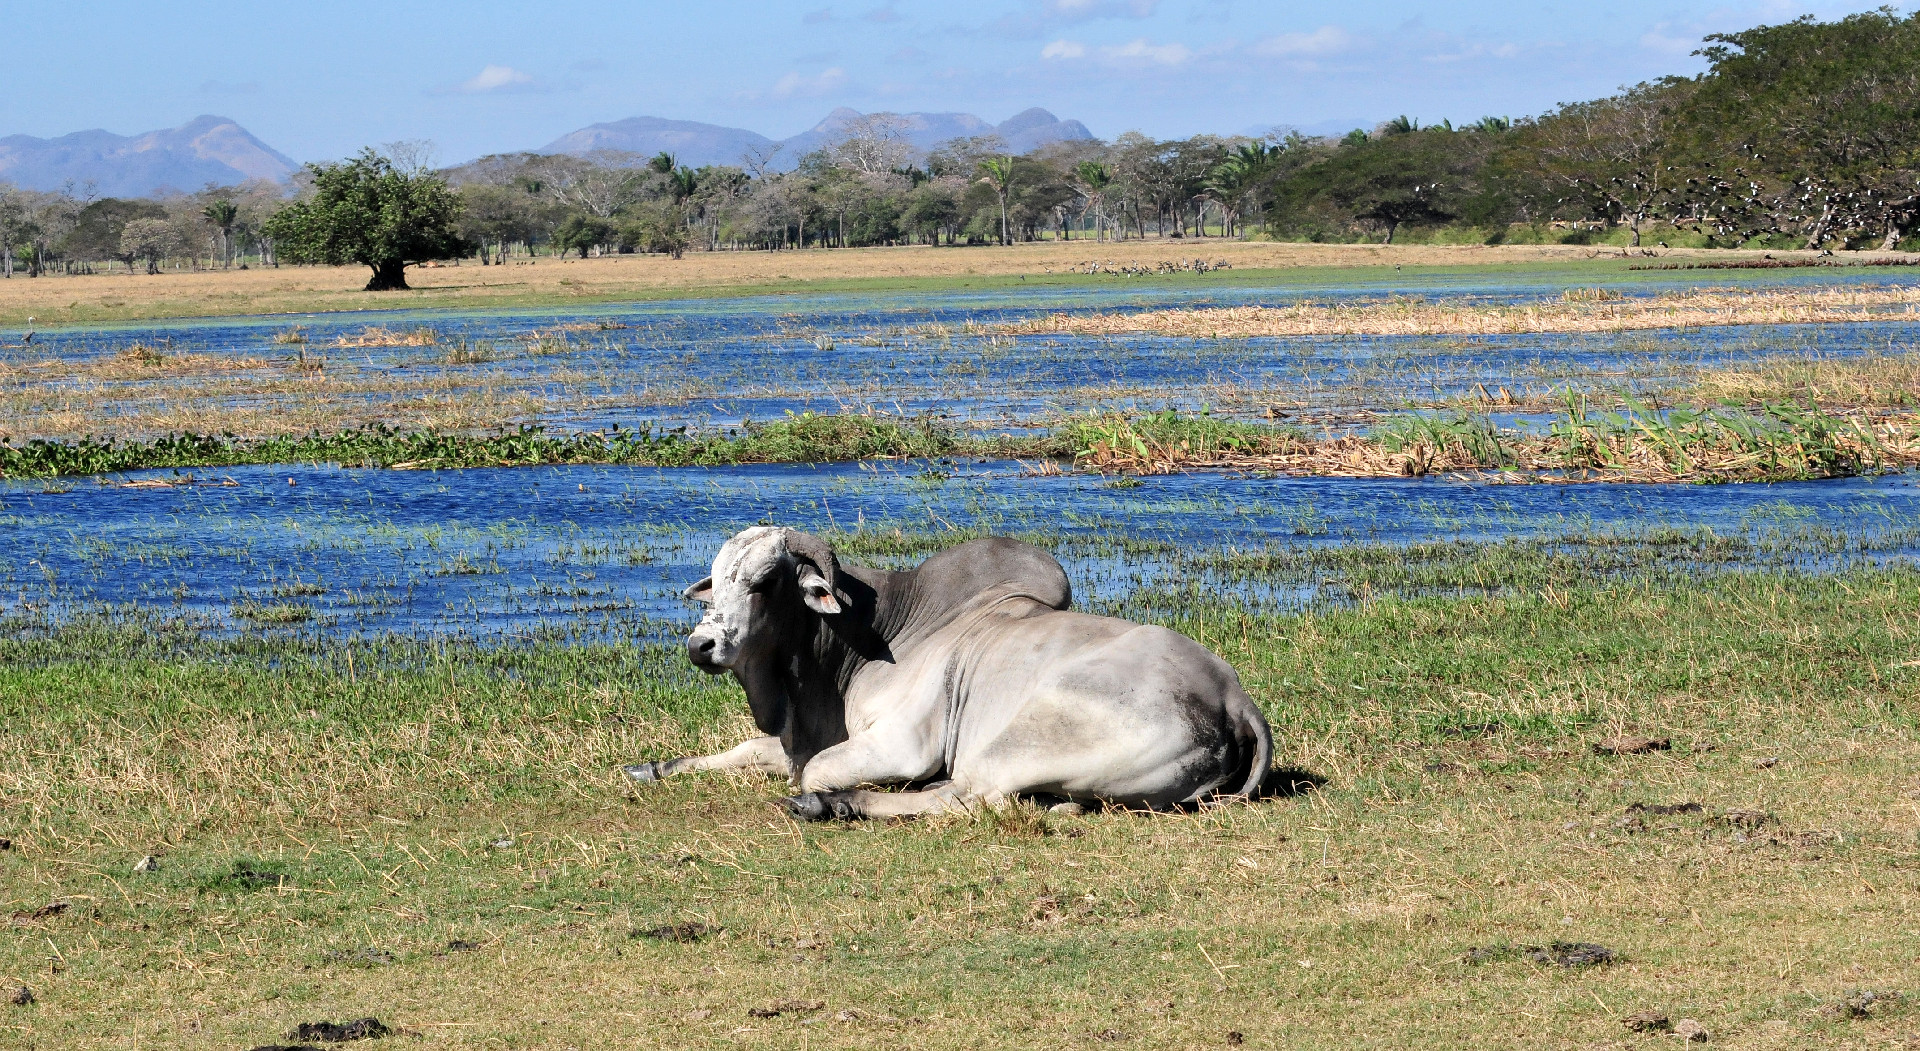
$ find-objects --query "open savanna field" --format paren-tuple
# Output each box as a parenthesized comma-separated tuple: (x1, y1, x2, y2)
(3, 241, 1917, 328)
(3, 554, 1918, 1051)
(4, 253, 1920, 1050)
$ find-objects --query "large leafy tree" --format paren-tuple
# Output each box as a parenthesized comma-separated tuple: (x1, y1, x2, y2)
(1279, 125, 1488, 243)
(1682, 8, 1920, 248)
(64, 198, 166, 269)
(1507, 80, 1694, 246)
(265, 150, 468, 290)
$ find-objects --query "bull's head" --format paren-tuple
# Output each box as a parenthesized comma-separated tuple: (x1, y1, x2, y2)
(682, 527, 846, 675)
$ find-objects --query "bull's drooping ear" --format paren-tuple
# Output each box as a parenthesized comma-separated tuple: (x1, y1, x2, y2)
(682, 576, 714, 602)
(795, 564, 843, 615)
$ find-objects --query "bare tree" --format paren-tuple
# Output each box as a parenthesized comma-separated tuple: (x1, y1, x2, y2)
(121, 217, 183, 274)
(828, 113, 915, 176)
(0, 185, 26, 277)
(530, 152, 646, 218)
(740, 143, 785, 179)
(381, 139, 439, 174)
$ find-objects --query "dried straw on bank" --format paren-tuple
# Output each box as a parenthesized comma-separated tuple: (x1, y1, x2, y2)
(1009, 286, 1920, 339)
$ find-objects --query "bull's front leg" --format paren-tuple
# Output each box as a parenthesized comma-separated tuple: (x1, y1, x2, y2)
(781, 727, 953, 821)
(625, 735, 788, 783)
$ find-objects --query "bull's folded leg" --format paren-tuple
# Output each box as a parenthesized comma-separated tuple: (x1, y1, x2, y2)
(625, 735, 788, 783)
(783, 781, 982, 822)
(793, 727, 943, 794)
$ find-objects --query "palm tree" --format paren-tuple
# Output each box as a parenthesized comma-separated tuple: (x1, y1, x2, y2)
(1074, 161, 1113, 240)
(666, 165, 698, 203)
(203, 200, 239, 267)
(978, 156, 1015, 245)
(1206, 143, 1281, 237)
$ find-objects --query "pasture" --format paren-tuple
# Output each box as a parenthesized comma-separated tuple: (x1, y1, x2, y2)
(3, 558, 1915, 1049)
(3, 264, 1919, 1048)
(2, 240, 1914, 328)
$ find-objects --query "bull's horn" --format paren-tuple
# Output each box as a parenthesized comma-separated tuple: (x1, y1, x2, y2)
(780, 528, 843, 599)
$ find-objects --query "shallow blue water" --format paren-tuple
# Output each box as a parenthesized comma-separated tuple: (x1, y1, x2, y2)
(11, 270, 1920, 433)
(8, 273, 1919, 640)
(5, 460, 1916, 640)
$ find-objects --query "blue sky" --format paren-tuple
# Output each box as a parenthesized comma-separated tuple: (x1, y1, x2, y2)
(0, 0, 1903, 163)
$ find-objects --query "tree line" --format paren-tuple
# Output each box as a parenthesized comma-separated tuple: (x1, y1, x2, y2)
(4, 9, 1918, 289)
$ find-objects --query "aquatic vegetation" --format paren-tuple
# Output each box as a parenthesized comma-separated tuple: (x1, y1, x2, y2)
(334, 325, 439, 348)
(1063, 404, 1917, 483)
(3, 402, 1913, 484)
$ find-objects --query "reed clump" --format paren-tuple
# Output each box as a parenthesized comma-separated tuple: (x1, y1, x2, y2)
(442, 339, 491, 364)
(334, 325, 439, 348)
(1689, 351, 1920, 407)
(1066, 402, 1918, 483)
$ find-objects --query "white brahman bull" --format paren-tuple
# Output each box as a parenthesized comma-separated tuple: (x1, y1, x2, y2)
(626, 527, 1273, 819)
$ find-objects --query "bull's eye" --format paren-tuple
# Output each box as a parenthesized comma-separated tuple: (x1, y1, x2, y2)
(746, 575, 777, 594)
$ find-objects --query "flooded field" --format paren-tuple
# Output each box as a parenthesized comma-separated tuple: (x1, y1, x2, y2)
(8, 273, 1920, 439)
(7, 271, 1920, 639)
(6, 458, 1918, 640)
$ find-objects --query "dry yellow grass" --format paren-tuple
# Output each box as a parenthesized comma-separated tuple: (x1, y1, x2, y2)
(1692, 352, 1920, 406)
(1, 242, 1909, 327)
(0, 350, 698, 441)
(1008, 284, 1920, 339)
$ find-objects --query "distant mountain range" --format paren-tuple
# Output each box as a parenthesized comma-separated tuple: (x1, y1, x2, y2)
(541, 107, 1095, 169)
(0, 107, 1098, 198)
(0, 115, 299, 197)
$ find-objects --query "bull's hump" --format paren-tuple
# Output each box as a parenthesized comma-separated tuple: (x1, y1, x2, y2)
(913, 537, 1070, 613)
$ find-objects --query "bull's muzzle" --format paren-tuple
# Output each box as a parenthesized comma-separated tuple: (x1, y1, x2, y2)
(686, 632, 727, 674)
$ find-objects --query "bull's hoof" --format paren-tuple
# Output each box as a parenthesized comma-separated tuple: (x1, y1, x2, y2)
(623, 762, 664, 783)
(782, 792, 831, 821)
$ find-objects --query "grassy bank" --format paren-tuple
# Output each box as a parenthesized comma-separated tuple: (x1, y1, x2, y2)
(4, 242, 1916, 328)
(2, 560, 1915, 1049)
(7, 403, 1915, 485)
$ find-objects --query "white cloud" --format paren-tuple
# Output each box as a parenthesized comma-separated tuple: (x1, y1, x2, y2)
(771, 67, 849, 99)
(1041, 39, 1087, 59)
(1253, 26, 1353, 58)
(459, 65, 533, 93)
(1102, 38, 1190, 65)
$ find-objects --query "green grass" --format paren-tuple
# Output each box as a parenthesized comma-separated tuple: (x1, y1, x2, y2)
(11, 253, 1907, 329)
(3, 560, 1916, 1049)
(0, 414, 992, 478)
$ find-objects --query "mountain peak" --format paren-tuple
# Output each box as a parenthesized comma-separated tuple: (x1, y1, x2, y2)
(0, 116, 298, 196)
(540, 107, 1095, 170)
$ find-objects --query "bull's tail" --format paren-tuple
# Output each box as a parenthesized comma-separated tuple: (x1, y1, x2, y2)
(1223, 682, 1274, 800)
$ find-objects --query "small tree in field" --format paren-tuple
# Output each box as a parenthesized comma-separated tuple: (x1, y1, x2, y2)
(977, 157, 1015, 245)
(265, 150, 468, 290)
(120, 218, 182, 274)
